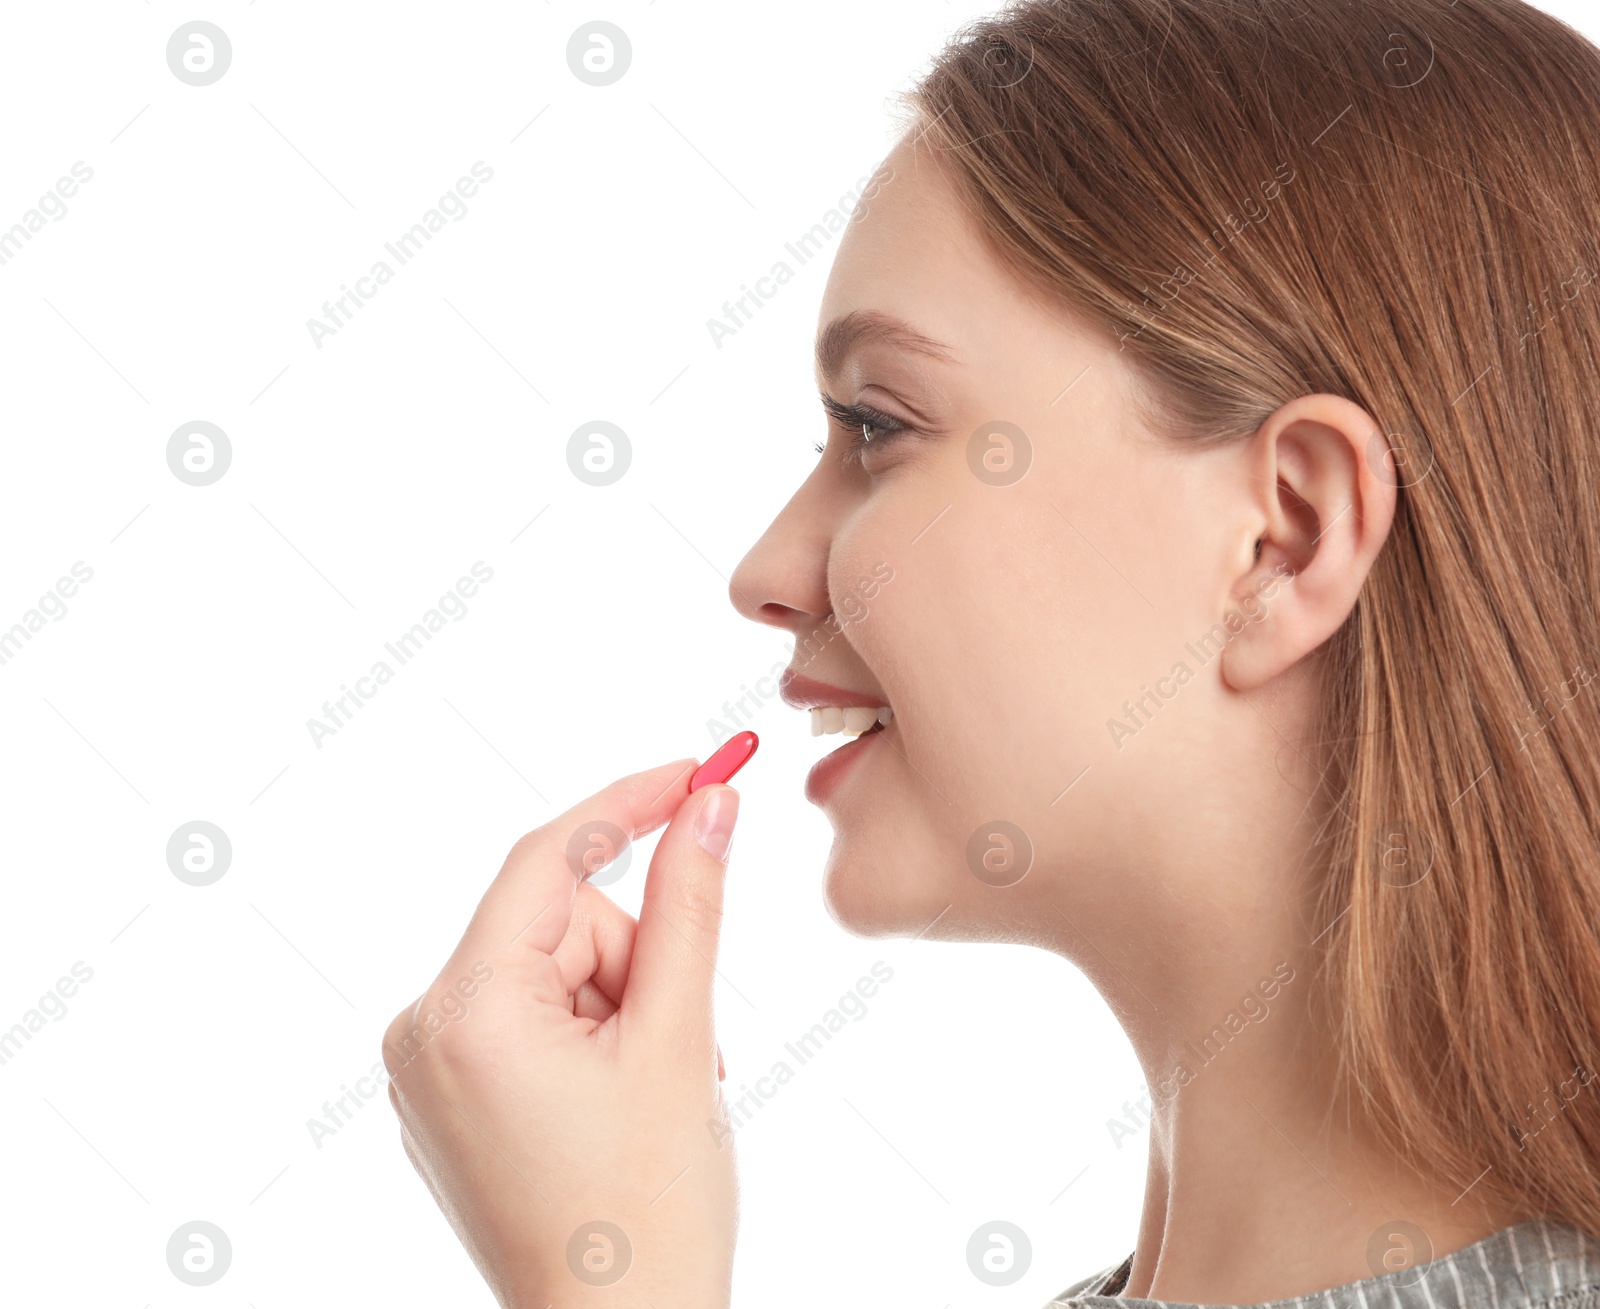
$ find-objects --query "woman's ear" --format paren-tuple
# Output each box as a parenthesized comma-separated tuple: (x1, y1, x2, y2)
(1220, 394, 1398, 692)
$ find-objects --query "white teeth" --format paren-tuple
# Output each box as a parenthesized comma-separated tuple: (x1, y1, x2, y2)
(843, 706, 877, 733)
(810, 705, 893, 737)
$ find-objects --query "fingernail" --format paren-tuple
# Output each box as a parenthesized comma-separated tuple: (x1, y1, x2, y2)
(694, 786, 739, 863)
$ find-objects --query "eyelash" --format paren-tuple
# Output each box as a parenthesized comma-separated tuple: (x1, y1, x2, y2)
(815, 396, 908, 462)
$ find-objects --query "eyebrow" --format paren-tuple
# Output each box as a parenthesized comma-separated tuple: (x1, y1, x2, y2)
(813, 309, 958, 385)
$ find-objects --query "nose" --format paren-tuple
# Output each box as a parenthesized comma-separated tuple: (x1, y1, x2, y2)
(729, 472, 836, 638)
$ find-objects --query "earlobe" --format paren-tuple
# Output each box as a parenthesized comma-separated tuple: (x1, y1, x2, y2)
(1219, 394, 1398, 694)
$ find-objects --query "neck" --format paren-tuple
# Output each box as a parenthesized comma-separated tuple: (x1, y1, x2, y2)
(1037, 681, 1523, 1301)
(1074, 881, 1514, 1302)
(1128, 998, 1510, 1300)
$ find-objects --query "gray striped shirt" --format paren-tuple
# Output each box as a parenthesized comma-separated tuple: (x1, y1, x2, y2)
(1046, 1218, 1597, 1309)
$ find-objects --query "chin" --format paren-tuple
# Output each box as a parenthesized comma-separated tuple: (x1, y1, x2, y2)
(819, 827, 959, 938)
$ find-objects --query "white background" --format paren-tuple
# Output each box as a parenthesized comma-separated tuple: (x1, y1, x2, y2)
(3, 2, 1592, 1305)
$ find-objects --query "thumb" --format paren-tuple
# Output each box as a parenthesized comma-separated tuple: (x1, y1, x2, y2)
(623, 783, 740, 1046)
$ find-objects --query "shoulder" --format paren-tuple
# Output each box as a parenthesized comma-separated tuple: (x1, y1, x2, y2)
(1489, 1217, 1600, 1309)
(1329, 1219, 1598, 1309)
(1032, 1221, 1599, 1309)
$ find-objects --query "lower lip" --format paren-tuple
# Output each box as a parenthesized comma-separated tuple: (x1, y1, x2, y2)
(804, 722, 887, 805)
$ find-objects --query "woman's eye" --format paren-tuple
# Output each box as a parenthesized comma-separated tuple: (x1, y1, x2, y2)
(818, 394, 908, 465)
(844, 413, 906, 464)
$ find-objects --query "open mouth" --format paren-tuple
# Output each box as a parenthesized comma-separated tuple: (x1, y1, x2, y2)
(779, 674, 895, 803)
(803, 704, 891, 805)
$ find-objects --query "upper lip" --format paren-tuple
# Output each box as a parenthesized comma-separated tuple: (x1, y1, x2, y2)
(778, 670, 889, 711)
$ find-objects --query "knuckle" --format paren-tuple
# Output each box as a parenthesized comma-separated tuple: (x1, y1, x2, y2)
(661, 880, 724, 938)
(380, 1005, 419, 1077)
(390, 986, 498, 1076)
(382, 995, 458, 1077)
(505, 825, 556, 868)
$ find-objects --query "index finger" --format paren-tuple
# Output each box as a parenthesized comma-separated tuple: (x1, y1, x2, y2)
(461, 757, 698, 958)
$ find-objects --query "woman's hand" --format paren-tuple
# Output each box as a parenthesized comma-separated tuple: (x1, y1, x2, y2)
(382, 758, 742, 1308)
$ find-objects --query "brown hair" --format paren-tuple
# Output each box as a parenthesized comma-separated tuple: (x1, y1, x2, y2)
(903, 0, 1600, 1236)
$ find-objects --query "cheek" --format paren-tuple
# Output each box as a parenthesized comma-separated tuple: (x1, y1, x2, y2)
(845, 487, 1204, 831)
(824, 439, 1222, 805)
(892, 487, 1148, 759)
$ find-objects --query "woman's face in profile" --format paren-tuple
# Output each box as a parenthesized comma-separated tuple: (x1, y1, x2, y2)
(731, 134, 1283, 945)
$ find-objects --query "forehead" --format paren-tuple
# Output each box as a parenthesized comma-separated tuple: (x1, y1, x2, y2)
(812, 136, 1138, 443)
(814, 137, 1044, 389)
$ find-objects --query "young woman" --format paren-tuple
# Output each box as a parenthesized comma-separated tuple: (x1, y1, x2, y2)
(382, 1, 1600, 1303)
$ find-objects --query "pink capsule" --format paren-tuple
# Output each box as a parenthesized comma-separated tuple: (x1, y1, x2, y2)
(690, 731, 759, 792)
